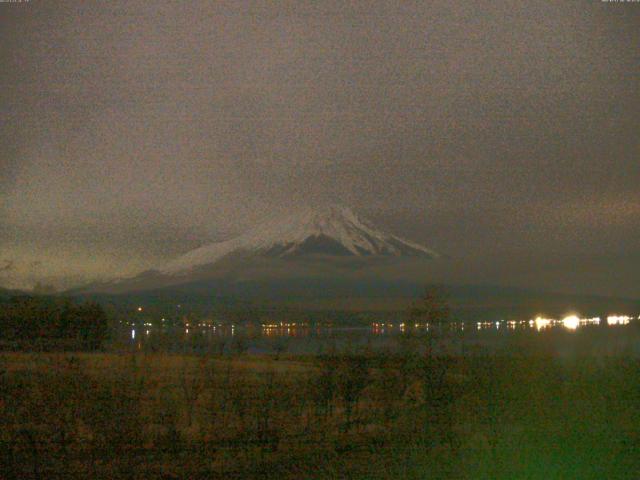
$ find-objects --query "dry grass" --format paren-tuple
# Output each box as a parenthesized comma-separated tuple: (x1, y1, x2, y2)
(2, 350, 640, 479)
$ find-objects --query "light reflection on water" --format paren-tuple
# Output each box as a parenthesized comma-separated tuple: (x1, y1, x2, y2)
(124, 313, 637, 345)
(370, 315, 632, 334)
(120, 314, 640, 357)
(528, 315, 602, 331)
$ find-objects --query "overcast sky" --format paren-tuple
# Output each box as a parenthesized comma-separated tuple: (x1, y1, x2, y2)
(1, 1, 639, 296)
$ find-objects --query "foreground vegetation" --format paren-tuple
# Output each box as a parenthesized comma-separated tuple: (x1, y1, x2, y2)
(1, 346, 639, 479)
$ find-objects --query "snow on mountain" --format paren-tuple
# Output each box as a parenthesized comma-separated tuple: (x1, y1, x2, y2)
(159, 205, 439, 275)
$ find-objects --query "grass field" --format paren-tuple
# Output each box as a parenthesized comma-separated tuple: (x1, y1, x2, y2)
(1, 348, 639, 479)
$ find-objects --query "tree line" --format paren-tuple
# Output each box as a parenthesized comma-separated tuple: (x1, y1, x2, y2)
(0, 296, 108, 350)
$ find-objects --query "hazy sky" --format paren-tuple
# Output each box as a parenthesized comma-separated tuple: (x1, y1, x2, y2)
(1, 1, 639, 296)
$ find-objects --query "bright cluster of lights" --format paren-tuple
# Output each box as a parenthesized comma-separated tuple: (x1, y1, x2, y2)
(478, 320, 529, 330)
(607, 315, 631, 326)
(476, 321, 493, 329)
(371, 314, 636, 334)
(526, 315, 604, 331)
(531, 317, 554, 331)
(560, 315, 600, 330)
(584, 316, 601, 323)
(561, 316, 580, 330)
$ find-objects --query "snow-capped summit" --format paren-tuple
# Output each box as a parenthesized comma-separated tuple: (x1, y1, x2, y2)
(74, 205, 440, 294)
(159, 205, 438, 274)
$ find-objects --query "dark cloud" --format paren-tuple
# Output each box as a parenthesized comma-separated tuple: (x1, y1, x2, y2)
(1, 0, 638, 295)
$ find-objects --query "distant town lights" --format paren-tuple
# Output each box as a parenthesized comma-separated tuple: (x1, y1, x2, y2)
(607, 315, 631, 326)
(561, 315, 580, 330)
(533, 317, 553, 331)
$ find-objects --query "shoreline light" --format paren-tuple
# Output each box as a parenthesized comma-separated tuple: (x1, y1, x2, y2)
(607, 315, 631, 326)
(533, 316, 553, 331)
(561, 315, 580, 330)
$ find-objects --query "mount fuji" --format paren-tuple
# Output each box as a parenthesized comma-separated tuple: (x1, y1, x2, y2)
(80, 205, 439, 294)
(161, 205, 438, 273)
(69, 206, 640, 317)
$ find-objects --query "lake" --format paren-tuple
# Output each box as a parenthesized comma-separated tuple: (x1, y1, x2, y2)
(119, 314, 640, 356)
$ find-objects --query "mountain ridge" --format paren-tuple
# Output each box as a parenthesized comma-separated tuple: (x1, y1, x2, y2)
(76, 205, 440, 294)
(159, 205, 438, 274)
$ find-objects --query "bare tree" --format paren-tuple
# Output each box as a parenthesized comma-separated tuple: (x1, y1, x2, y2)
(408, 285, 451, 325)
(407, 285, 452, 354)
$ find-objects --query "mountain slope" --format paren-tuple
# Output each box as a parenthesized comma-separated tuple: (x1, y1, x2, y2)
(79, 205, 439, 294)
(160, 205, 438, 274)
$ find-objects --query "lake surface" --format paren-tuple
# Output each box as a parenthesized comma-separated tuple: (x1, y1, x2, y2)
(118, 314, 640, 356)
